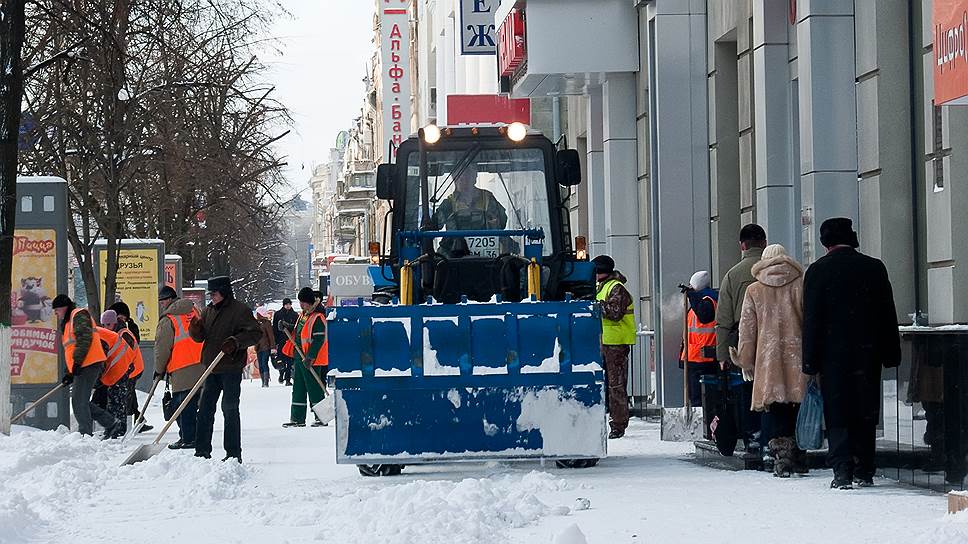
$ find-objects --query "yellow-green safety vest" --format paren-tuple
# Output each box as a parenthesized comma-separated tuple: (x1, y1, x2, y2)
(596, 279, 636, 345)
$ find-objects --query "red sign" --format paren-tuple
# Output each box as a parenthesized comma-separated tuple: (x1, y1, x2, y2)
(447, 94, 531, 125)
(165, 263, 177, 289)
(935, 0, 968, 105)
(498, 8, 526, 78)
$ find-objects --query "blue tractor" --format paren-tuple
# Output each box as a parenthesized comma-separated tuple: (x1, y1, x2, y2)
(328, 123, 606, 476)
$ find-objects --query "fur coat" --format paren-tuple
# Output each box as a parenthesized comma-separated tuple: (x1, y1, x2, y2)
(734, 254, 809, 411)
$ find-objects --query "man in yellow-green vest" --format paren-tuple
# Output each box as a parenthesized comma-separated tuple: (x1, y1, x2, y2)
(593, 255, 636, 439)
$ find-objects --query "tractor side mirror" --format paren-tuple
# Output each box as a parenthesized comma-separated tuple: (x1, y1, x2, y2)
(557, 149, 582, 186)
(376, 163, 397, 200)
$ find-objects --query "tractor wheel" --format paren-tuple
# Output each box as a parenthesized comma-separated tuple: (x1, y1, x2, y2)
(357, 464, 405, 477)
(555, 459, 600, 469)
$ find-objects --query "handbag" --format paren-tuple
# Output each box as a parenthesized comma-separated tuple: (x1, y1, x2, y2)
(162, 381, 175, 421)
(796, 379, 824, 450)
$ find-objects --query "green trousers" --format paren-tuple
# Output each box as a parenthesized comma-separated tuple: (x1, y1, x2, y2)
(290, 361, 326, 423)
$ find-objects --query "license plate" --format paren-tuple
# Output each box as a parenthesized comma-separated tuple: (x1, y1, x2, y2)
(464, 236, 499, 257)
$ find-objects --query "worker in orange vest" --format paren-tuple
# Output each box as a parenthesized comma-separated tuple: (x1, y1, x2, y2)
(51, 295, 121, 438)
(679, 271, 720, 407)
(281, 287, 329, 428)
(96, 309, 141, 438)
(154, 286, 205, 449)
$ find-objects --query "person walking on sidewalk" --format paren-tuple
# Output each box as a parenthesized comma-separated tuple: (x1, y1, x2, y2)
(189, 277, 261, 463)
(273, 298, 298, 385)
(256, 308, 275, 387)
(51, 295, 121, 438)
(281, 288, 329, 428)
(802, 218, 901, 489)
(732, 244, 809, 477)
(592, 255, 635, 440)
(154, 286, 205, 450)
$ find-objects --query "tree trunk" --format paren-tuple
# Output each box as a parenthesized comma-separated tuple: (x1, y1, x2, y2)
(0, 0, 28, 435)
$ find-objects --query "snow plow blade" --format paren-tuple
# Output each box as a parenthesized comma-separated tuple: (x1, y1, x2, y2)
(328, 299, 607, 464)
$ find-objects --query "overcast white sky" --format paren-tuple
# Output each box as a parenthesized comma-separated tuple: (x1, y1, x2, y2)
(265, 1, 376, 199)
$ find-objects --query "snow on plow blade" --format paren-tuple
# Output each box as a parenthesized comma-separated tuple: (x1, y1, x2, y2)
(328, 300, 606, 464)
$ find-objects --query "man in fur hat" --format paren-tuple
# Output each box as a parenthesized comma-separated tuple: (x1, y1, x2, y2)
(802, 217, 901, 489)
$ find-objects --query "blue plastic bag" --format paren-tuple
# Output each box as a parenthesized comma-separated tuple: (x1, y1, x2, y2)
(796, 379, 824, 450)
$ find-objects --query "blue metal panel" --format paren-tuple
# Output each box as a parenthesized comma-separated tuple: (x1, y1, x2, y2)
(329, 299, 606, 462)
(563, 261, 595, 283)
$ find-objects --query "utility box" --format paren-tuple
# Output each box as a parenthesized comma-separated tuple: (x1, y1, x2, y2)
(10, 177, 71, 430)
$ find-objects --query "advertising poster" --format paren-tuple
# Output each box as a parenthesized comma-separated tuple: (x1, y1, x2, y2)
(165, 263, 178, 289)
(98, 248, 160, 342)
(10, 229, 59, 384)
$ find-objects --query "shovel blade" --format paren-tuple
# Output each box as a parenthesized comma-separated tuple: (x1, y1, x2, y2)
(311, 395, 336, 425)
(120, 421, 145, 443)
(660, 407, 704, 442)
(121, 443, 167, 466)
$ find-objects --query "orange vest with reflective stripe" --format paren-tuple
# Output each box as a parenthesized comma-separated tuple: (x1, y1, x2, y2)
(62, 308, 106, 373)
(166, 312, 203, 373)
(299, 313, 328, 367)
(119, 328, 144, 379)
(97, 326, 135, 386)
(681, 297, 718, 364)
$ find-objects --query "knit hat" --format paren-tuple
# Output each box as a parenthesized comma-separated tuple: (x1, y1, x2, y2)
(819, 217, 859, 249)
(689, 270, 711, 291)
(297, 287, 317, 305)
(51, 294, 73, 309)
(100, 310, 118, 327)
(158, 286, 177, 301)
(591, 255, 615, 275)
(761, 244, 788, 260)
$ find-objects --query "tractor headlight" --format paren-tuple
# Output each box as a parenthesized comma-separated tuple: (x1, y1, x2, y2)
(507, 122, 528, 142)
(422, 124, 441, 144)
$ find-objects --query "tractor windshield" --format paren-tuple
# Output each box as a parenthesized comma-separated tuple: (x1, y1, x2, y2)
(401, 147, 552, 257)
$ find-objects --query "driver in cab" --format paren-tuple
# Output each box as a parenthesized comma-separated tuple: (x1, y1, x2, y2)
(432, 163, 509, 257)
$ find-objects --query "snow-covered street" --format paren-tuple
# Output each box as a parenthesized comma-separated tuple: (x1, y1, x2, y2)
(2, 380, 966, 544)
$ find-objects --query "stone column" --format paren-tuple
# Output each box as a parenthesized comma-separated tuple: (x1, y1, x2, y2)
(796, 0, 858, 264)
(586, 88, 607, 257)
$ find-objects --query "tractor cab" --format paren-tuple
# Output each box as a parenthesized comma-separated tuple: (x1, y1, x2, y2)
(374, 124, 593, 304)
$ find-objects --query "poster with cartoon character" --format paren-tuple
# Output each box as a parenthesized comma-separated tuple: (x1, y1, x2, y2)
(10, 229, 59, 384)
(98, 247, 160, 342)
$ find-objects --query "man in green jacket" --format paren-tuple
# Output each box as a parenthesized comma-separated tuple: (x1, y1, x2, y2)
(715, 224, 767, 364)
(592, 255, 636, 440)
(281, 287, 328, 427)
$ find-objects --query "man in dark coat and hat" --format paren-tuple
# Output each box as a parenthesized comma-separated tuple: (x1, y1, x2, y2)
(802, 218, 901, 489)
(189, 276, 261, 463)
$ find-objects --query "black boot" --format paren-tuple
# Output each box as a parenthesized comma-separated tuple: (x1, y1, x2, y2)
(282, 421, 306, 428)
(830, 467, 853, 489)
(608, 429, 625, 439)
(221, 454, 242, 464)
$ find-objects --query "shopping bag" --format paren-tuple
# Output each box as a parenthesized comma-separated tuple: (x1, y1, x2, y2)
(162, 385, 175, 421)
(796, 379, 824, 450)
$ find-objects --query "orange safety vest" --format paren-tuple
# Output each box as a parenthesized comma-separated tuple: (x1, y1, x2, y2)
(119, 328, 144, 379)
(166, 312, 203, 373)
(97, 326, 135, 386)
(63, 308, 106, 373)
(299, 312, 328, 367)
(681, 297, 718, 364)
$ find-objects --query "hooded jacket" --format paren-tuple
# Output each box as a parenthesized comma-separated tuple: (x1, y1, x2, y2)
(154, 298, 205, 392)
(734, 254, 808, 411)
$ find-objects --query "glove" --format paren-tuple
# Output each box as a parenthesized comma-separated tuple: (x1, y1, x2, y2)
(678, 283, 693, 294)
(61, 373, 74, 386)
(277, 320, 295, 334)
(221, 336, 239, 355)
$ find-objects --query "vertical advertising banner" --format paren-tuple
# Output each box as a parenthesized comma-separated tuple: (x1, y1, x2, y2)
(10, 230, 59, 384)
(460, 0, 497, 55)
(98, 248, 160, 342)
(380, 0, 412, 159)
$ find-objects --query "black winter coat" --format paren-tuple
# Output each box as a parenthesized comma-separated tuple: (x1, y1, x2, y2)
(802, 247, 901, 426)
(189, 296, 262, 374)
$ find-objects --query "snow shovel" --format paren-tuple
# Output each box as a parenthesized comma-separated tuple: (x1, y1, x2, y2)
(121, 376, 162, 442)
(659, 290, 703, 441)
(11, 383, 66, 424)
(121, 351, 224, 466)
(282, 326, 335, 425)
